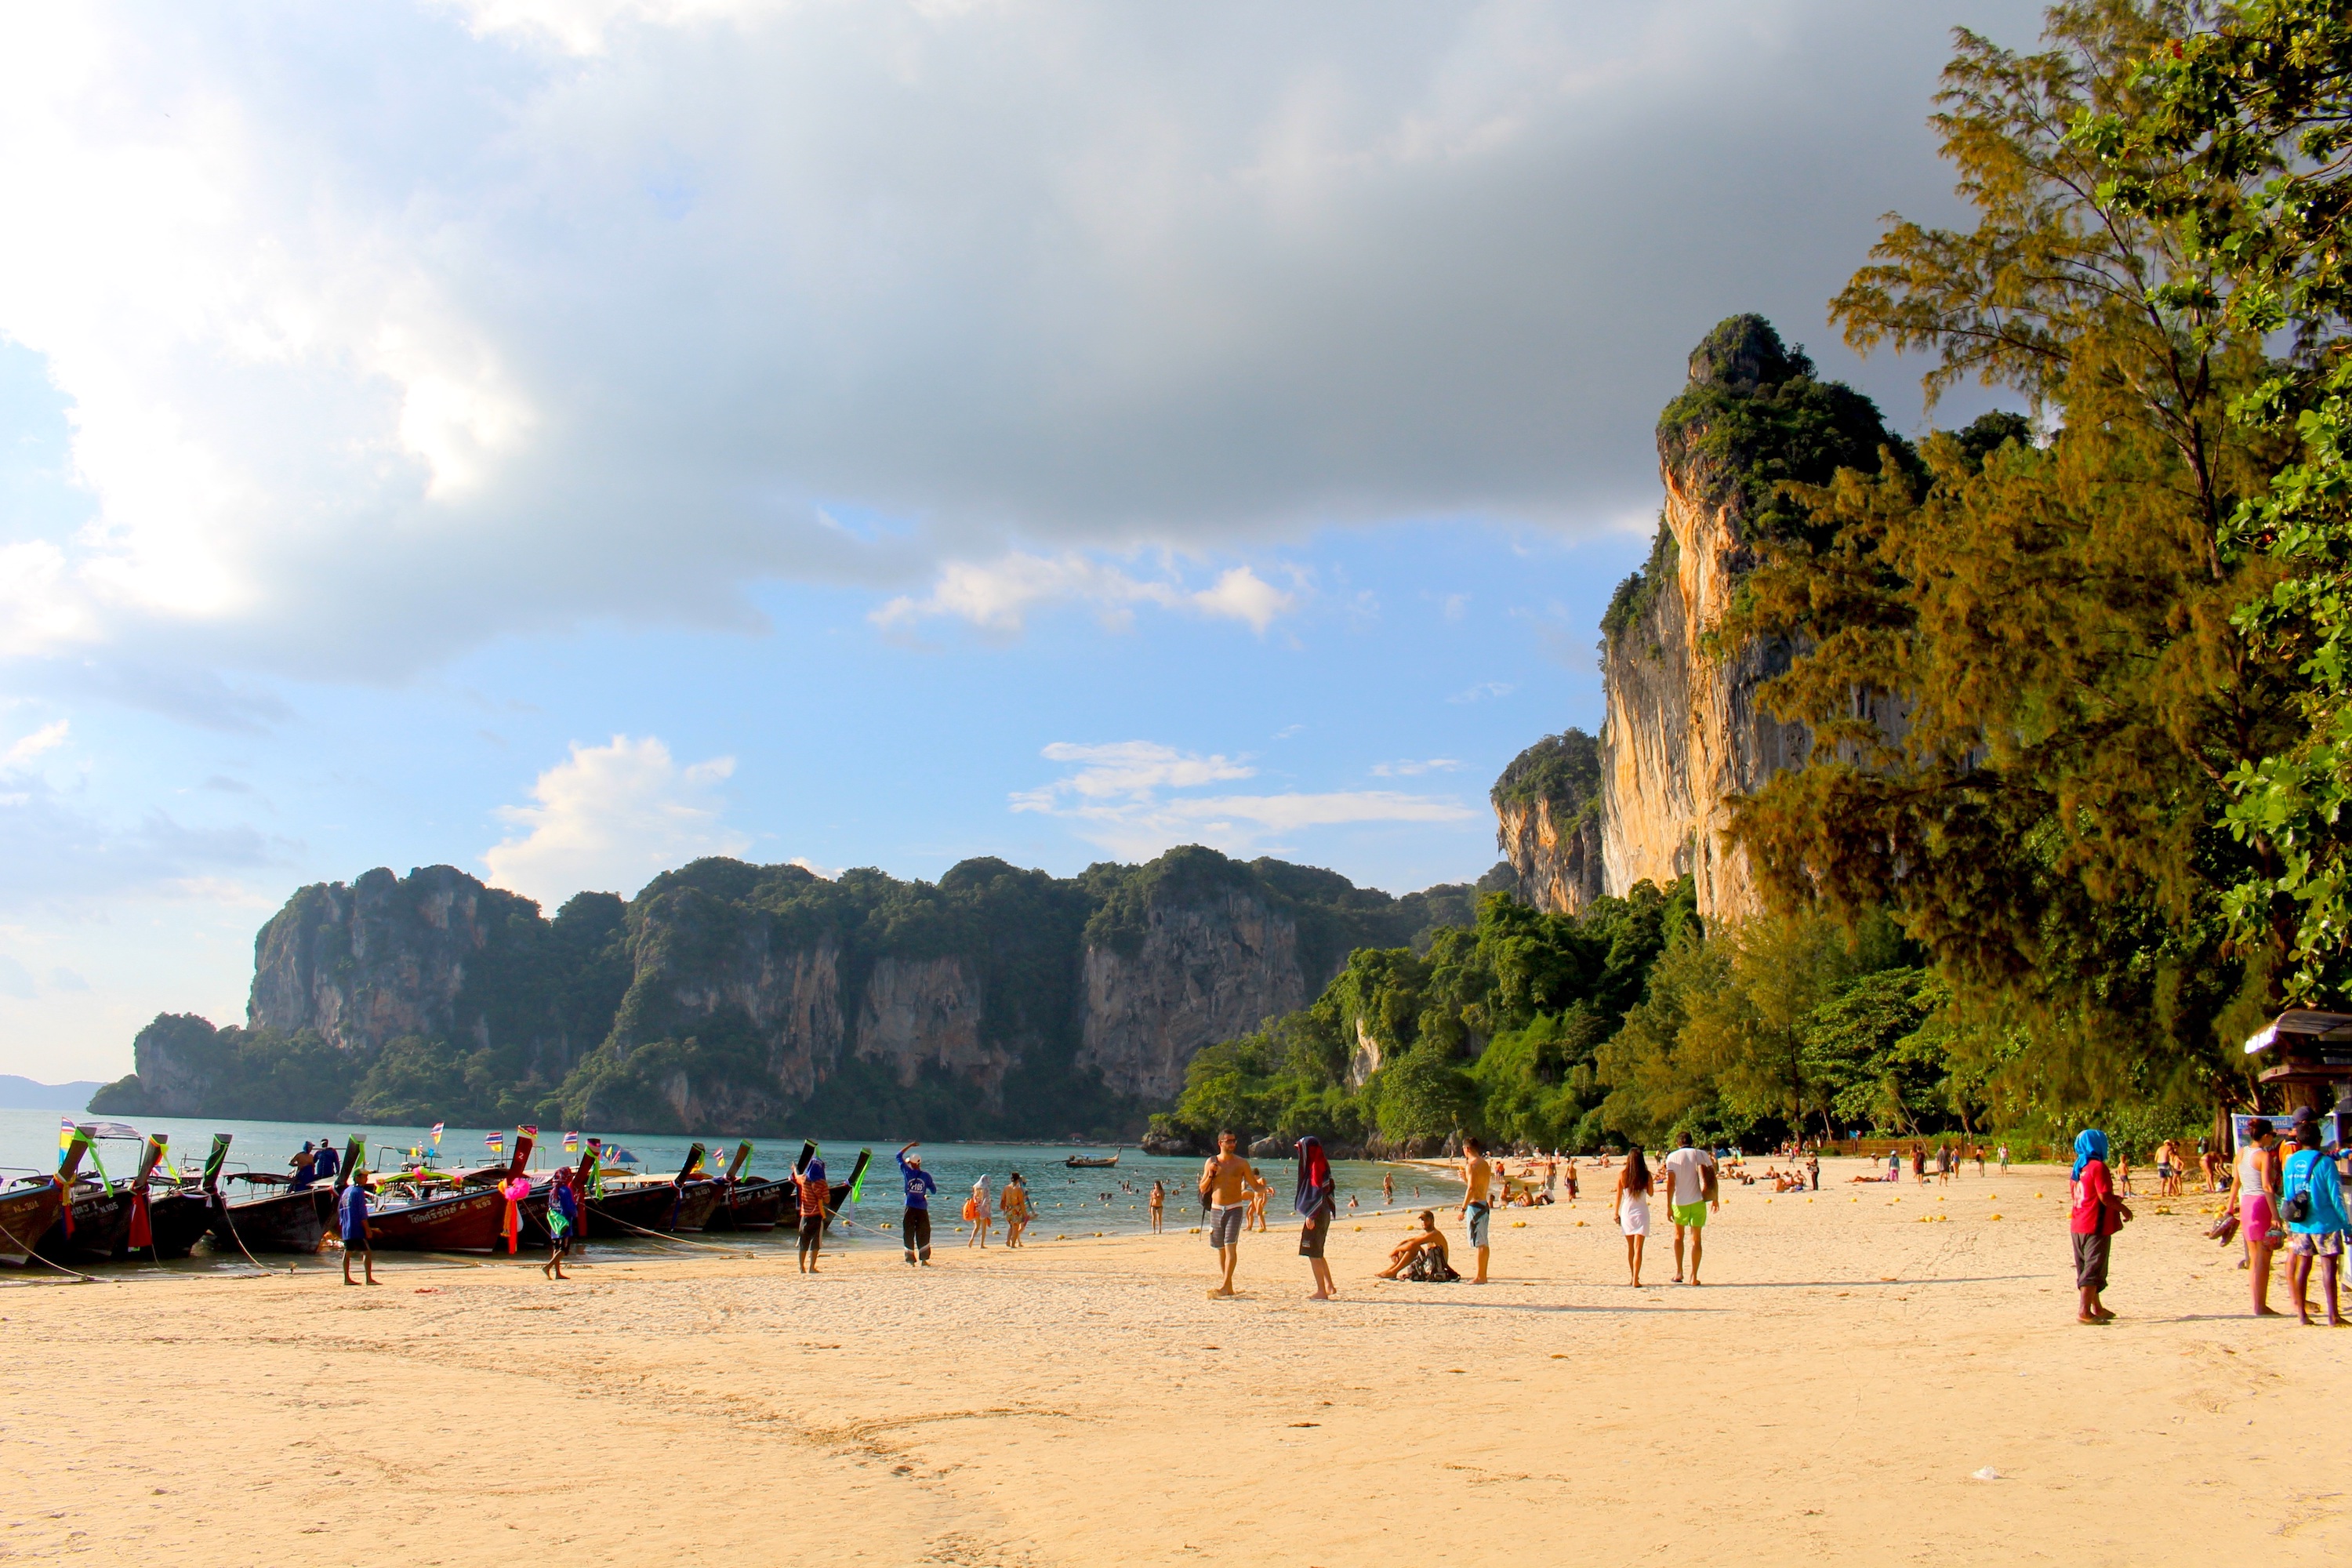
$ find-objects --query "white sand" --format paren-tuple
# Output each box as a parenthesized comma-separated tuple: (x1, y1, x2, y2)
(4, 1157, 2343, 1564)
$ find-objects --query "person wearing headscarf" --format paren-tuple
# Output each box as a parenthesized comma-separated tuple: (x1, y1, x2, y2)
(1294, 1136, 1338, 1301)
(793, 1153, 829, 1274)
(2069, 1127, 2131, 1324)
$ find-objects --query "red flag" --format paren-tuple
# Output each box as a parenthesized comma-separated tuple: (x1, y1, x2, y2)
(129, 1188, 153, 1250)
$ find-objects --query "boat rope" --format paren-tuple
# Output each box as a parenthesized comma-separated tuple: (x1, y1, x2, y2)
(212, 1191, 290, 1278)
(584, 1204, 756, 1256)
(0, 1211, 100, 1284)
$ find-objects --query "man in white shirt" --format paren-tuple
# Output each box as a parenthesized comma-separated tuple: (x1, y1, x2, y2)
(1659, 1132, 1719, 1286)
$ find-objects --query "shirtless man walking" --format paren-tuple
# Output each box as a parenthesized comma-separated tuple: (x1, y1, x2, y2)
(1200, 1131, 1272, 1298)
(1459, 1137, 1495, 1284)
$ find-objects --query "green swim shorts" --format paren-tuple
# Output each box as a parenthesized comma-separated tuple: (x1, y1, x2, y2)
(1671, 1201, 1708, 1229)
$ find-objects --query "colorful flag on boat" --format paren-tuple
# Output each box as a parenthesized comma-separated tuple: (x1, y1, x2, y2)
(563, 1131, 579, 1153)
(485, 1132, 504, 1156)
(430, 1122, 444, 1147)
(58, 1117, 73, 1152)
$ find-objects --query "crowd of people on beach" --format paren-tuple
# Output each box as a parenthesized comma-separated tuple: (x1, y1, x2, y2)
(310, 1109, 2350, 1326)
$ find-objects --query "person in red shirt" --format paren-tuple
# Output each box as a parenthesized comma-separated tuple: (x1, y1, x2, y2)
(2070, 1127, 2132, 1324)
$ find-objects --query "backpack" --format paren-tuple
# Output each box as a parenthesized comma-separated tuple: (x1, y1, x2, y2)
(1406, 1248, 1460, 1283)
(2282, 1154, 2317, 1225)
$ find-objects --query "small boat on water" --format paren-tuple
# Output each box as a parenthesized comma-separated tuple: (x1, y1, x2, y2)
(0, 1134, 92, 1268)
(1064, 1148, 1122, 1168)
(209, 1133, 339, 1255)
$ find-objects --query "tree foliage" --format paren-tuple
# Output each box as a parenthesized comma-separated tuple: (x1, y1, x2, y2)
(1721, 0, 2296, 1117)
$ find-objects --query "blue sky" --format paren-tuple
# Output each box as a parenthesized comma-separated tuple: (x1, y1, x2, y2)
(0, 0, 2037, 1079)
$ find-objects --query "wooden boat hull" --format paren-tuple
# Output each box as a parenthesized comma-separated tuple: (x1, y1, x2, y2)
(37, 1184, 136, 1263)
(212, 1186, 335, 1254)
(583, 1180, 724, 1238)
(0, 1182, 65, 1267)
(1064, 1156, 1119, 1168)
(699, 1178, 785, 1231)
(125, 1191, 216, 1261)
(364, 1185, 552, 1254)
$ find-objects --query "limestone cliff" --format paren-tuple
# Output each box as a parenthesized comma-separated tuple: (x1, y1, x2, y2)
(248, 866, 488, 1054)
(106, 847, 1479, 1137)
(1491, 730, 1605, 915)
(1076, 882, 1308, 1102)
(1488, 315, 1900, 925)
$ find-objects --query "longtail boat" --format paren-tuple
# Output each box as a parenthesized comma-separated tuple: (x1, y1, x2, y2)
(0, 1134, 92, 1267)
(365, 1129, 546, 1253)
(1064, 1148, 1121, 1168)
(583, 1142, 722, 1237)
(701, 1142, 785, 1231)
(46, 1131, 214, 1264)
(209, 1131, 336, 1254)
(37, 1125, 155, 1263)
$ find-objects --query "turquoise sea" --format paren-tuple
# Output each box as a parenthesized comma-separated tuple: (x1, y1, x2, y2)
(0, 1108, 1441, 1271)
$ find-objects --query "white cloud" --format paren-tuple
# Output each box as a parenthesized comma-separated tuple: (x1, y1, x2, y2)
(0, 770, 274, 914)
(1447, 681, 1515, 704)
(1014, 739, 1474, 858)
(484, 735, 749, 906)
(1371, 757, 1460, 777)
(0, 0, 2037, 687)
(875, 554, 1295, 637)
(0, 955, 34, 1000)
(46, 967, 90, 993)
(2, 720, 69, 768)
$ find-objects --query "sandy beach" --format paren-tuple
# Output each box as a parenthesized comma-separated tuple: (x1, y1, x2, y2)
(5, 1156, 2343, 1566)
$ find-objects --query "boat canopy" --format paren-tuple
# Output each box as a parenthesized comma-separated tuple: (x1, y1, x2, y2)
(2243, 1011, 2352, 1056)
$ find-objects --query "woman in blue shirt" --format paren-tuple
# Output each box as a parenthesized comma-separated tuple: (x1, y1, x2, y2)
(2282, 1119, 2350, 1327)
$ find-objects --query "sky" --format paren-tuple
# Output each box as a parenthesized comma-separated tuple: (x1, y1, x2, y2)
(0, 0, 2042, 1081)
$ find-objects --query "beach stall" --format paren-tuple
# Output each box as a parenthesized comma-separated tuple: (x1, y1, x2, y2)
(2238, 1010, 2352, 1149)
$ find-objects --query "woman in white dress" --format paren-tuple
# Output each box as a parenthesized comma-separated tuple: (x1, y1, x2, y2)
(1616, 1148, 1654, 1287)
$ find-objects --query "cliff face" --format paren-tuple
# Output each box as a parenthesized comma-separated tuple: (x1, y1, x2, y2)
(248, 866, 487, 1054)
(1494, 793, 1605, 914)
(1076, 884, 1308, 1102)
(1598, 458, 1813, 920)
(1494, 314, 1899, 925)
(111, 846, 1474, 1137)
(1490, 729, 1606, 915)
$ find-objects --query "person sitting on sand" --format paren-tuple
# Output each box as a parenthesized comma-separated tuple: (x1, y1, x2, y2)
(1375, 1211, 1452, 1279)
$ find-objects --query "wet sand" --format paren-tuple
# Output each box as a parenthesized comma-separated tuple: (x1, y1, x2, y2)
(4, 1157, 2341, 1564)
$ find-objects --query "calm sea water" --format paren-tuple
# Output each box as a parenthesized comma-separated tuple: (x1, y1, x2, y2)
(0, 1109, 1440, 1271)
